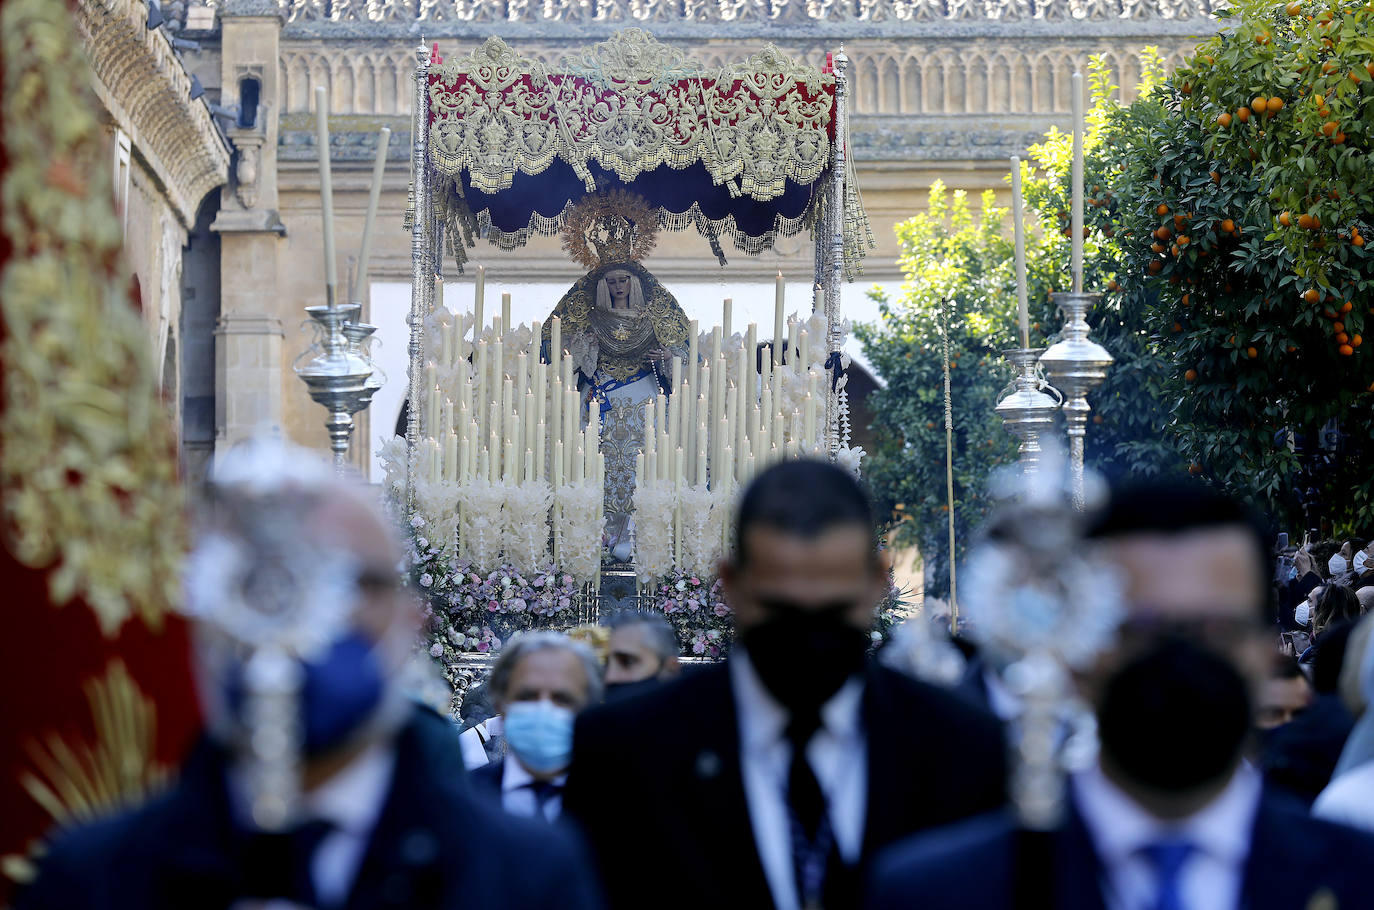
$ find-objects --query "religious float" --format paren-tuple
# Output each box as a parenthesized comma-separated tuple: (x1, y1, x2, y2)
(339, 29, 878, 698)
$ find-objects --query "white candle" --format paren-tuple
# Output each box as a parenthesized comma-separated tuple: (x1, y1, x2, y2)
(445, 431, 458, 482)
(314, 87, 337, 299)
(554, 440, 565, 488)
(428, 438, 441, 483)
(644, 403, 656, 456)
(550, 316, 561, 360)
(572, 445, 583, 483)
(688, 320, 699, 375)
(550, 375, 563, 468)
(804, 392, 817, 447)
(535, 420, 546, 482)
(1011, 155, 1031, 349)
(1071, 71, 1085, 294)
(723, 298, 733, 339)
(503, 439, 515, 482)
(774, 273, 785, 365)
(458, 434, 470, 482)
(798, 329, 810, 372)
(524, 449, 535, 485)
(502, 292, 512, 331)
(533, 361, 546, 444)
(356, 126, 391, 293)
(440, 313, 453, 368)
(746, 323, 758, 381)
(473, 342, 487, 440)
(474, 265, 485, 335)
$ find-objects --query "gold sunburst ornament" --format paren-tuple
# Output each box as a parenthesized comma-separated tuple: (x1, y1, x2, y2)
(561, 189, 660, 270)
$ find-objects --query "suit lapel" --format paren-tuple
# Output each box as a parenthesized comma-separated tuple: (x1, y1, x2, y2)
(343, 720, 451, 910)
(1052, 802, 1110, 910)
(860, 664, 930, 856)
(1239, 793, 1318, 910)
(679, 663, 777, 910)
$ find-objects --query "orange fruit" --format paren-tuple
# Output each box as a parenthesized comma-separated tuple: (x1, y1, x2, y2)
(1280, 211, 1292, 227)
(1335, 321, 1346, 333)
(1253, 96, 1268, 113)
(1323, 121, 1339, 136)
(1151, 241, 1166, 254)
(1355, 334, 1364, 347)
(1351, 71, 1363, 83)
(1183, 293, 1192, 306)
(1304, 288, 1321, 303)
(1269, 96, 1284, 112)
(1334, 132, 1347, 145)
(1211, 171, 1222, 183)
(1286, 0, 1300, 13)
(1356, 235, 1366, 247)
(1157, 203, 1171, 216)
(1156, 226, 1173, 240)
(1323, 61, 1339, 75)
(1189, 463, 1203, 475)
(1237, 106, 1252, 123)
(1221, 219, 1236, 233)
(1217, 112, 1233, 128)
(1367, 62, 1374, 77)
(1173, 322, 1183, 333)
(1342, 301, 1354, 314)
(1184, 369, 1198, 381)
(1340, 344, 1355, 356)
(1148, 260, 1164, 274)
(1338, 332, 1350, 344)
(1247, 346, 1258, 358)
(1171, 244, 1181, 257)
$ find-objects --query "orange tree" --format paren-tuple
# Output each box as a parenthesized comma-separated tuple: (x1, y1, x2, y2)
(1094, 0, 1374, 530)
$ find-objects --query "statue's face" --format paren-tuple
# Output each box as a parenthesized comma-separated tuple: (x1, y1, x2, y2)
(606, 271, 633, 307)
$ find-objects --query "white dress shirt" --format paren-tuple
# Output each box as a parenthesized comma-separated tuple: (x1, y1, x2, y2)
(458, 716, 501, 770)
(1313, 761, 1374, 832)
(1072, 763, 1262, 910)
(229, 741, 398, 909)
(731, 651, 867, 910)
(499, 755, 567, 822)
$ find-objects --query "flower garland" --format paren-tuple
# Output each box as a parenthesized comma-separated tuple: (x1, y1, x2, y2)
(647, 571, 733, 658)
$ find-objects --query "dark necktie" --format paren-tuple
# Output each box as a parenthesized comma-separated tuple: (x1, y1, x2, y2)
(786, 709, 831, 908)
(786, 709, 825, 839)
(527, 778, 563, 821)
(1140, 839, 1194, 910)
(242, 818, 335, 905)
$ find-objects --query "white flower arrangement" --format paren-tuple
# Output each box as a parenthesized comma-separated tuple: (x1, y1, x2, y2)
(501, 480, 554, 576)
(457, 477, 506, 571)
(678, 484, 717, 577)
(554, 480, 604, 586)
(632, 481, 676, 582)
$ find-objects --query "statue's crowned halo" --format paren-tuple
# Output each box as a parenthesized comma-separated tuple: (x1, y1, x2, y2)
(542, 191, 691, 399)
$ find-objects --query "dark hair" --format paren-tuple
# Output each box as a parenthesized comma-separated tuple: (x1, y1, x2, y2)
(733, 459, 875, 567)
(1314, 584, 1362, 637)
(1311, 621, 1356, 694)
(1270, 652, 1305, 681)
(1085, 479, 1273, 622)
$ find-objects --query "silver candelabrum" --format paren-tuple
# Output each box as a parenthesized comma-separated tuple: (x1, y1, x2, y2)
(995, 348, 1062, 474)
(294, 298, 381, 473)
(1038, 292, 1113, 509)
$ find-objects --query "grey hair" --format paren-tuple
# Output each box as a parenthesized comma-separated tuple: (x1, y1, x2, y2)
(603, 609, 680, 663)
(489, 631, 605, 707)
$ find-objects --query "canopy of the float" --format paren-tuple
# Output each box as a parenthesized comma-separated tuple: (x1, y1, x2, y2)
(418, 29, 871, 277)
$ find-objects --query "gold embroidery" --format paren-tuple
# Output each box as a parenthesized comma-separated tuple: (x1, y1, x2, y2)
(0, 0, 184, 635)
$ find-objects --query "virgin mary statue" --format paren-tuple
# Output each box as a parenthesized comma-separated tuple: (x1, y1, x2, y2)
(541, 193, 692, 562)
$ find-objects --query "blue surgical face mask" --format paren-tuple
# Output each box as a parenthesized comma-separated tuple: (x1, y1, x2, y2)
(503, 700, 575, 775)
(227, 630, 386, 756)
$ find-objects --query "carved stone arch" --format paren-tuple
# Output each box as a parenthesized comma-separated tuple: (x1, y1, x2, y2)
(880, 54, 900, 113)
(385, 53, 407, 115)
(942, 53, 965, 114)
(1033, 54, 1055, 112)
(1119, 51, 1142, 103)
(924, 56, 945, 114)
(310, 57, 332, 114)
(965, 53, 988, 114)
(283, 53, 312, 113)
(857, 54, 880, 114)
(901, 55, 922, 113)
(996, 50, 1026, 112)
(1056, 56, 1074, 111)
(356, 52, 379, 114)
(331, 55, 355, 113)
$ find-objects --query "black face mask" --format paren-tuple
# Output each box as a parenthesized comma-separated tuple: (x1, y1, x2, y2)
(1096, 635, 1252, 792)
(741, 608, 870, 713)
(603, 677, 665, 703)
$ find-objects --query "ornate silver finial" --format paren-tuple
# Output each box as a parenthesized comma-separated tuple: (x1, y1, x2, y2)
(995, 348, 1062, 473)
(962, 450, 1123, 830)
(1038, 292, 1112, 508)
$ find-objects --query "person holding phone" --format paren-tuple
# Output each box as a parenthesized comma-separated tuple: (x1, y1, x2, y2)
(1278, 538, 1323, 631)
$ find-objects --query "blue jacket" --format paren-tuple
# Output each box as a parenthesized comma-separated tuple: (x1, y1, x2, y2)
(867, 789, 1374, 910)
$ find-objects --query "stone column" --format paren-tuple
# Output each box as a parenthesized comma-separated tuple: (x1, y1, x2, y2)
(211, 0, 286, 452)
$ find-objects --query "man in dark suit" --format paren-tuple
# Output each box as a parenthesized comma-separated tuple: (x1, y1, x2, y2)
(563, 459, 1007, 910)
(869, 480, 1374, 910)
(17, 439, 601, 910)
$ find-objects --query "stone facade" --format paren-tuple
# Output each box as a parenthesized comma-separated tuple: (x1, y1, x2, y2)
(180, 0, 1216, 472)
(76, 0, 231, 478)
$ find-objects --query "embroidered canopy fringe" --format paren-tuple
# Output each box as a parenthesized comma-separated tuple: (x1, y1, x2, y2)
(408, 30, 873, 278)
(501, 481, 554, 576)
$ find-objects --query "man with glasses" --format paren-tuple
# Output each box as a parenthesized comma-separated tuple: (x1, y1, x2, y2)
(869, 480, 1374, 910)
(563, 459, 1007, 910)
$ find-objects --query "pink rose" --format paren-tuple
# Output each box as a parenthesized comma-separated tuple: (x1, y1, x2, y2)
(692, 639, 706, 654)
(714, 603, 730, 617)
(476, 641, 490, 653)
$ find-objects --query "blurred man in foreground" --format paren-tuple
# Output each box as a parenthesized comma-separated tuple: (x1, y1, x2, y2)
(471, 631, 602, 821)
(869, 481, 1374, 910)
(18, 440, 601, 910)
(602, 609, 681, 700)
(564, 460, 1006, 910)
